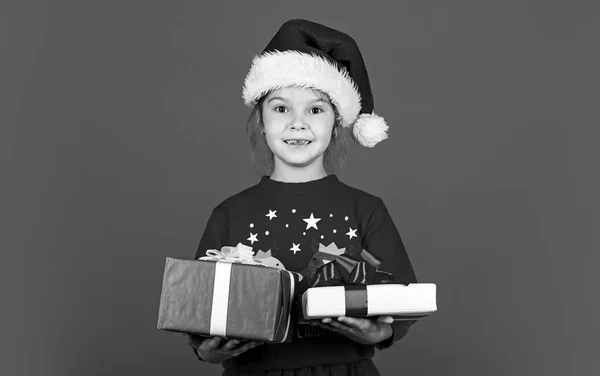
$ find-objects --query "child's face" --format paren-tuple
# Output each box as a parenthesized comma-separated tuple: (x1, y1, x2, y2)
(261, 87, 336, 171)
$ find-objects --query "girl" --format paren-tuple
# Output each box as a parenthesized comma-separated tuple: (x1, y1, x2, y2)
(186, 19, 418, 376)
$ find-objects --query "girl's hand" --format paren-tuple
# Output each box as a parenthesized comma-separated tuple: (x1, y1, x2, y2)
(186, 334, 262, 364)
(310, 315, 394, 345)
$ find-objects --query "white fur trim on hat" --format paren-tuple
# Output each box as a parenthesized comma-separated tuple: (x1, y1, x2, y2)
(352, 112, 388, 147)
(242, 50, 362, 128)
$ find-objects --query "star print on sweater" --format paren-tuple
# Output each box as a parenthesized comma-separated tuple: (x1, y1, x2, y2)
(346, 227, 358, 239)
(247, 232, 258, 244)
(303, 213, 321, 230)
(290, 243, 301, 254)
(239, 208, 358, 260)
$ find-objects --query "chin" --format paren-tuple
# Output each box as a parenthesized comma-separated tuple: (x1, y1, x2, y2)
(274, 154, 321, 169)
(282, 158, 315, 167)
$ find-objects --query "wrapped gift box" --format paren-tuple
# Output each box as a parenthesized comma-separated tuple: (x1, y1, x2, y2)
(299, 255, 436, 321)
(157, 247, 296, 342)
(301, 283, 437, 320)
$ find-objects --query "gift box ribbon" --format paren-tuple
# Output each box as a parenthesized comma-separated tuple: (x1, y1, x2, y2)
(198, 243, 295, 341)
(199, 243, 263, 265)
(309, 255, 393, 317)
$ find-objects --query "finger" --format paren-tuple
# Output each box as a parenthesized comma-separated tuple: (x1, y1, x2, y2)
(376, 316, 394, 325)
(205, 336, 223, 349)
(248, 341, 264, 348)
(320, 319, 355, 333)
(337, 316, 371, 331)
(220, 339, 240, 351)
(232, 341, 262, 356)
(322, 317, 353, 330)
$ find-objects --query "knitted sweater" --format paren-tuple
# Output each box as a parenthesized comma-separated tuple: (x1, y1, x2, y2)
(193, 174, 418, 371)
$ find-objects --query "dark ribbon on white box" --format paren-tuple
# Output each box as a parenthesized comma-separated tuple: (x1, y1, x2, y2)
(308, 254, 394, 316)
(344, 285, 368, 316)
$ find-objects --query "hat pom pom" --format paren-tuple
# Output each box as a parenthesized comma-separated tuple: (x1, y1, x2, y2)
(352, 112, 389, 147)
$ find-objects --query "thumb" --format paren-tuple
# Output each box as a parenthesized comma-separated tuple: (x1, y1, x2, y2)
(186, 334, 203, 347)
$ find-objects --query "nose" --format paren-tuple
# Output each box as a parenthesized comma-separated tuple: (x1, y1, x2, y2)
(291, 123, 306, 131)
(290, 114, 307, 131)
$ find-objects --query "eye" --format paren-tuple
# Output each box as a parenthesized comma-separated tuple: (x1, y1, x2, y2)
(309, 107, 324, 114)
(274, 105, 288, 113)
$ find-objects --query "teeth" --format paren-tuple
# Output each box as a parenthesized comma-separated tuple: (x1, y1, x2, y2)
(285, 140, 311, 146)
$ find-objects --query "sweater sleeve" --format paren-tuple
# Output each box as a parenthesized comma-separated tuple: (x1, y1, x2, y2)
(361, 198, 419, 350)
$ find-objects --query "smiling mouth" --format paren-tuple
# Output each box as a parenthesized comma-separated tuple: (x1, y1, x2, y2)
(284, 139, 313, 146)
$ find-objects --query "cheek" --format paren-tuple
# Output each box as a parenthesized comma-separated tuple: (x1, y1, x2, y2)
(264, 133, 281, 152)
(315, 132, 332, 146)
(262, 113, 284, 135)
(315, 121, 335, 142)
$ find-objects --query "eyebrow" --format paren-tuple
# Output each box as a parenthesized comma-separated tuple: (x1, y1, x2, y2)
(267, 97, 327, 104)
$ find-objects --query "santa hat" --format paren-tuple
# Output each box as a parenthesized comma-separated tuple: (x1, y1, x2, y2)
(242, 19, 388, 148)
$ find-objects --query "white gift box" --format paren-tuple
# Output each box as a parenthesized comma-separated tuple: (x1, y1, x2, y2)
(301, 283, 437, 320)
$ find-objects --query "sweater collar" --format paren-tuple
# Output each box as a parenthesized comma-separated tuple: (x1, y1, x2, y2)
(259, 174, 340, 192)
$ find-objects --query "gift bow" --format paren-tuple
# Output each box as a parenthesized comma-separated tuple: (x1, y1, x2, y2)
(307, 255, 393, 317)
(199, 243, 263, 265)
(309, 254, 394, 288)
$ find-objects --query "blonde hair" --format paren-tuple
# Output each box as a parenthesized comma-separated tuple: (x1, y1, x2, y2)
(246, 88, 349, 176)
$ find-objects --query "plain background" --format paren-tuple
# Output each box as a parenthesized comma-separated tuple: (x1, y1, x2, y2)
(2, 1, 598, 375)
